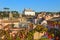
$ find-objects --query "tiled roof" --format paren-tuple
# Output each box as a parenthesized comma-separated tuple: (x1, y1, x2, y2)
(48, 17, 60, 21)
(1, 20, 20, 23)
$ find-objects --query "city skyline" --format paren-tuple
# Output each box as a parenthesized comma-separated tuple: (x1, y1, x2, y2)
(0, 0, 60, 12)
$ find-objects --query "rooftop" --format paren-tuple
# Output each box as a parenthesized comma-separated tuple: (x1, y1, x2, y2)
(48, 17, 60, 21)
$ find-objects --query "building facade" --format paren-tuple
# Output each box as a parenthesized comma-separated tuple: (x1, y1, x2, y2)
(23, 8, 35, 16)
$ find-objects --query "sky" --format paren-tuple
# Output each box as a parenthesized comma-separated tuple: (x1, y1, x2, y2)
(0, 0, 60, 12)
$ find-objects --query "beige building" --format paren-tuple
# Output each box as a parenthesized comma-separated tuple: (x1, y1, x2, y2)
(34, 31, 45, 40)
(18, 17, 27, 22)
(44, 15, 53, 20)
(37, 12, 46, 19)
(0, 19, 20, 28)
(0, 24, 3, 29)
(53, 14, 60, 17)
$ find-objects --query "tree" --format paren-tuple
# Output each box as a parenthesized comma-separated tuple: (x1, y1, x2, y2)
(3, 8, 9, 11)
(40, 37, 49, 40)
(12, 11, 19, 18)
(34, 25, 48, 32)
(1, 8, 10, 18)
(26, 30, 34, 40)
(16, 36, 21, 40)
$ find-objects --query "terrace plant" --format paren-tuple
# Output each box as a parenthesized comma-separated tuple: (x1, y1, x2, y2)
(26, 24, 48, 40)
(34, 25, 48, 32)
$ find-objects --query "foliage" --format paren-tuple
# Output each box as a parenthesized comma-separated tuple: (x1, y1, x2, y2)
(48, 28, 60, 38)
(0, 24, 48, 40)
(0, 11, 19, 18)
(26, 30, 35, 40)
(13, 13, 19, 18)
(34, 25, 48, 32)
(16, 36, 21, 40)
(26, 25, 48, 40)
(40, 37, 49, 40)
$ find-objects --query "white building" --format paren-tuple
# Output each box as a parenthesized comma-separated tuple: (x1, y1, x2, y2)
(23, 8, 35, 16)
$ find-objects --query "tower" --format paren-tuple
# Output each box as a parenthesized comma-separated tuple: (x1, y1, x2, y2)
(9, 11, 13, 20)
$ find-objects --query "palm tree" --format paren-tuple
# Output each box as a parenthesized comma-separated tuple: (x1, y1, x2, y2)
(3, 8, 9, 11)
(3, 8, 10, 17)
